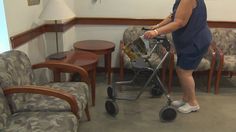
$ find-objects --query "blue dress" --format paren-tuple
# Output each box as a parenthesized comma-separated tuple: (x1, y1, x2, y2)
(171, 0, 212, 70)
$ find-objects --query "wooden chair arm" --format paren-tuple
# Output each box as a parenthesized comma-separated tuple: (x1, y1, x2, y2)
(3, 85, 80, 119)
(32, 62, 90, 84)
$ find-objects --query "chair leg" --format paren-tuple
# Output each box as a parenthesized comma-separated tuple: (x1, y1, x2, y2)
(120, 64, 124, 81)
(161, 63, 166, 84)
(207, 69, 214, 93)
(215, 69, 222, 94)
(230, 72, 233, 78)
(168, 54, 175, 93)
(85, 104, 91, 121)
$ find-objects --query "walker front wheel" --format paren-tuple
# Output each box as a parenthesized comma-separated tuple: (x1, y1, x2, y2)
(105, 100, 119, 116)
(159, 106, 177, 122)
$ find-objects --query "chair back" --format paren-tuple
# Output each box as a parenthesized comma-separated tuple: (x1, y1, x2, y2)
(0, 50, 34, 89)
(211, 28, 236, 55)
(123, 26, 165, 58)
(123, 26, 145, 45)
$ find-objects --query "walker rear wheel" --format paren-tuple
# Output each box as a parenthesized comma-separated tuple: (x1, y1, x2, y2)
(107, 86, 115, 99)
(150, 85, 163, 97)
(159, 106, 177, 122)
(105, 100, 119, 116)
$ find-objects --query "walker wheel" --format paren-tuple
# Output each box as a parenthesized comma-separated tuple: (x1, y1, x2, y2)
(150, 86, 163, 97)
(105, 100, 119, 116)
(107, 86, 115, 99)
(159, 106, 177, 122)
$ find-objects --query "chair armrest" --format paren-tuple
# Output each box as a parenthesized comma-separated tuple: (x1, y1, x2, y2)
(32, 62, 90, 84)
(3, 85, 80, 119)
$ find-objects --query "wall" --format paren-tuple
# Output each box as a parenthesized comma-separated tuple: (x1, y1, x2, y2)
(4, 0, 76, 83)
(4, 0, 45, 63)
(4, 0, 76, 61)
(72, 0, 236, 68)
(0, 0, 10, 53)
(76, 0, 236, 21)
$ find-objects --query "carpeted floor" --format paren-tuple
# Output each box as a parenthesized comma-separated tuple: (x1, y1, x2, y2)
(78, 73, 236, 132)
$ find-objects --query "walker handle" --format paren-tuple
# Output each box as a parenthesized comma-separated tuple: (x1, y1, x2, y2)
(142, 27, 170, 51)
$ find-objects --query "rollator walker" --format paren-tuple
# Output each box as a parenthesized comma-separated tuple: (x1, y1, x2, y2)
(105, 28, 177, 122)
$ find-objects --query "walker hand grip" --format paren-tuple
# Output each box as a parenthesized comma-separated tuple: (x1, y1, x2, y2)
(153, 36, 167, 41)
(142, 27, 167, 41)
(142, 27, 152, 31)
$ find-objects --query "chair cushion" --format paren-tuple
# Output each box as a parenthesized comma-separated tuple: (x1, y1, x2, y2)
(196, 58, 211, 71)
(5, 112, 78, 132)
(8, 82, 89, 118)
(223, 55, 236, 71)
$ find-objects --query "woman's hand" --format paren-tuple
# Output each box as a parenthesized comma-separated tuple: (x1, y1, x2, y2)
(144, 29, 159, 39)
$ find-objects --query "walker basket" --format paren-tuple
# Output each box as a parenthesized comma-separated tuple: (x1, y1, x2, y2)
(123, 37, 148, 61)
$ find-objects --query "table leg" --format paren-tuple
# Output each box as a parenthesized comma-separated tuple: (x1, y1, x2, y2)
(105, 53, 112, 84)
(90, 68, 96, 106)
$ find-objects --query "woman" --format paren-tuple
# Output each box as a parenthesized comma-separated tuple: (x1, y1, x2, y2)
(144, 0, 212, 113)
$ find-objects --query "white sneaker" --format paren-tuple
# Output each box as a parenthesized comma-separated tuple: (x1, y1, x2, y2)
(178, 103, 200, 114)
(171, 100, 186, 108)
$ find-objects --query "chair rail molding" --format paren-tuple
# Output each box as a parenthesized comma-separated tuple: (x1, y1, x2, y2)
(10, 17, 236, 49)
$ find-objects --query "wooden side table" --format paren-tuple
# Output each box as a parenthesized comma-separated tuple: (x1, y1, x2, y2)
(73, 40, 115, 84)
(46, 50, 98, 106)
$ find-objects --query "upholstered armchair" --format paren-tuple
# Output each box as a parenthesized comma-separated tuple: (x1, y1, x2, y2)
(211, 28, 236, 94)
(0, 50, 90, 126)
(167, 34, 216, 93)
(119, 26, 171, 91)
(0, 86, 79, 131)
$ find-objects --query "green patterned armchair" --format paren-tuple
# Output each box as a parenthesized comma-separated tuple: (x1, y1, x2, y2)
(120, 26, 170, 91)
(0, 50, 91, 131)
(211, 28, 236, 94)
(0, 86, 79, 132)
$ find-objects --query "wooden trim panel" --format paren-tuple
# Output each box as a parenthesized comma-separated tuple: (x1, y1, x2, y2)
(10, 17, 236, 49)
(10, 25, 45, 48)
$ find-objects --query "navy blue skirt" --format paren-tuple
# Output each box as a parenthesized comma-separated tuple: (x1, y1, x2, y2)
(176, 43, 209, 70)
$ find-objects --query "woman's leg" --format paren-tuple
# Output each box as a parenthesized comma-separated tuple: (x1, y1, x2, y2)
(176, 66, 198, 106)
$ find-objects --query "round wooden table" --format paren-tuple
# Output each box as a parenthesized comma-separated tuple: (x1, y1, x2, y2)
(74, 40, 115, 84)
(46, 50, 98, 106)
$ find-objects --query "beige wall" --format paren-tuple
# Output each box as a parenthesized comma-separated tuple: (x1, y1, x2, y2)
(76, 0, 236, 21)
(73, 0, 236, 67)
(3, 0, 75, 64)
(4, 0, 45, 64)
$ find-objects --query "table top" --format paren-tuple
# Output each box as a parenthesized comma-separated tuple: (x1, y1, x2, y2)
(46, 50, 98, 69)
(73, 40, 115, 53)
